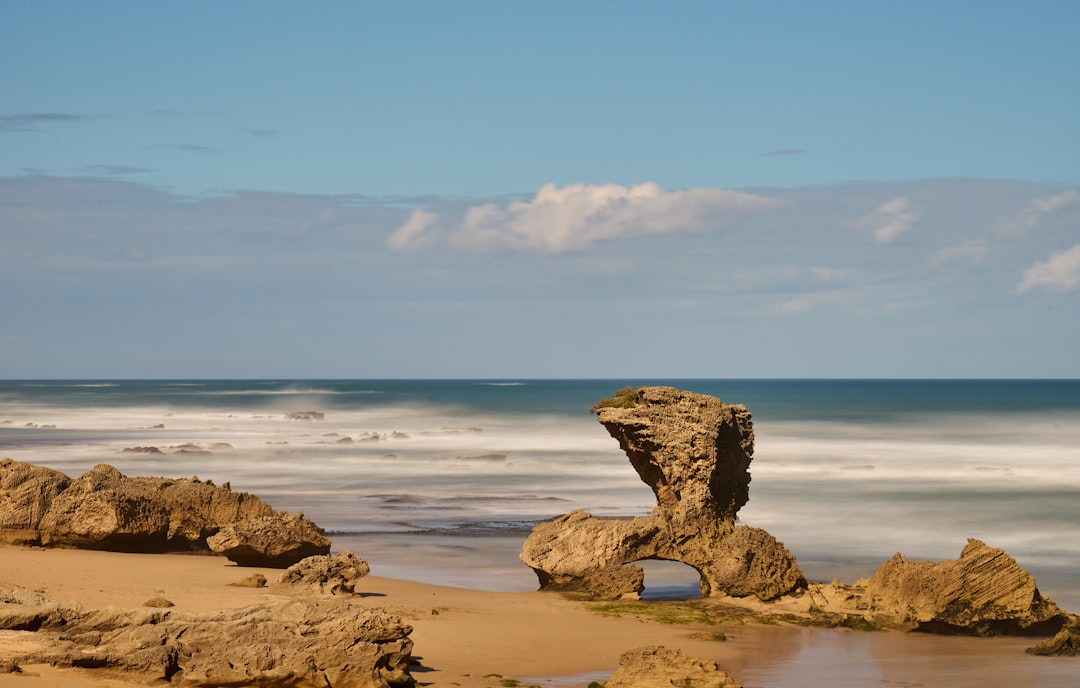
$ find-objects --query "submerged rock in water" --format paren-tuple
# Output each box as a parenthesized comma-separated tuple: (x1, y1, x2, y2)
(860, 538, 1071, 636)
(521, 386, 804, 601)
(605, 645, 742, 688)
(1027, 617, 1080, 655)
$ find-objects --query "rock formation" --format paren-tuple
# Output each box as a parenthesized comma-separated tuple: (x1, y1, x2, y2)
(0, 459, 70, 546)
(859, 538, 1071, 636)
(521, 386, 804, 601)
(278, 549, 371, 595)
(0, 459, 328, 566)
(604, 645, 742, 688)
(207, 512, 331, 568)
(1027, 617, 1080, 656)
(0, 584, 414, 688)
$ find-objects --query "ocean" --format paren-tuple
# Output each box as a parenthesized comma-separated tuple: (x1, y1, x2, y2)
(2, 379, 1078, 613)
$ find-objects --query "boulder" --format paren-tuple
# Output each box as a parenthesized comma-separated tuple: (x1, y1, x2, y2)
(0, 588, 414, 688)
(34, 463, 277, 551)
(207, 512, 331, 568)
(604, 645, 742, 688)
(521, 387, 804, 601)
(278, 550, 371, 595)
(0, 458, 71, 545)
(861, 538, 1070, 636)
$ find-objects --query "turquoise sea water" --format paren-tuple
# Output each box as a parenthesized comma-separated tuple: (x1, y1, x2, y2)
(1, 379, 1078, 612)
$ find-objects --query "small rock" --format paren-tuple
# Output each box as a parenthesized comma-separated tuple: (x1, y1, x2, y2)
(229, 573, 268, 588)
(143, 597, 175, 608)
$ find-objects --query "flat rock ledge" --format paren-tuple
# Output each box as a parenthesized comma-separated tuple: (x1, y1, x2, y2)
(0, 582, 413, 688)
(521, 386, 804, 601)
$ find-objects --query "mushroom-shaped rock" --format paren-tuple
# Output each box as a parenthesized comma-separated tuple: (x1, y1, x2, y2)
(207, 512, 331, 568)
(521, 386, 803, 601)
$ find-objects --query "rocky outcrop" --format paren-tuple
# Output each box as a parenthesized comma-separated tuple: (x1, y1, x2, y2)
(521, 387, 804, 601)
(207, 512, 331, 568)
(604, 646, 742, 688)
(278, 549, 371, 595)
(0, 586, 414, 688)
(1027, 617, 1080, 656)
(0, 458, 71, 545)
(860, 538, 1071, 636)
(0, 460, 324, 565)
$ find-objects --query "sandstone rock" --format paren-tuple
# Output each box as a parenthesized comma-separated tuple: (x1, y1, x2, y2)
(0, 592, 414, 687)
(1027, 617, 1080, 656)
(35, 463, 277, 551)
(0, 458, 71, 545)
(207, 512, 331, 568)
(861, 538, 1070, 636)
(143, 597, 174, 608)
(229, 573, 268, 588)
(604, 645, 742, 688)
(278, 550, 371, 595)
(521, 387, 803, 601)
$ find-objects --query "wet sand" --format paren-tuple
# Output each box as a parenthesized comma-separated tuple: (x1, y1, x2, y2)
(1, 546, 1076, 687)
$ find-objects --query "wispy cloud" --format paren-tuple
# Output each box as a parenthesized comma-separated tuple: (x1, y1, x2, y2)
(160, 144, 220, 154)
(850, 196, 918, 244)
(762, 148, 807, 157)
(930, 241, 989, 267)
(997, 190, 1079, 237)
(387, 181, 784, 254)
(82, 164, 153, 176)
(243, 129, 278, 137)
(1018, 244, 1080, 293)
(0, 112, 94, 132)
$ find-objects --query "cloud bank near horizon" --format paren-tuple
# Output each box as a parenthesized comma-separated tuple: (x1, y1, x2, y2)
(1, 174, 1078, 377)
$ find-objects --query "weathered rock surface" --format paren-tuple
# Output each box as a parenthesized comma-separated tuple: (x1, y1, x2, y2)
(1027, 617, 1080, 656)
(0, 458, 71, 545)
(604, 645, 742, 688)
(0, 460, 326, 565)
(521, 386, 804, 601)
(207, 511, 331, 568)
(860, 538, 1071, 636)
(0, 586, 414, 688)
(278, 549, 371, 595)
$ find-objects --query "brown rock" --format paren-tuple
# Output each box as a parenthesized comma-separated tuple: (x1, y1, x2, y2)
(229, 573, 268, 588)
(1027, 617, 1080, 656)
(0, 458, 71, 545)
(521, 387, 803, 601)
(35, 463, 277, 552)
(143, 597, 174, 608)
(605, 645, 742, 688)
(278, 549, 371, 595)
(207, 512, 331, 568)
(862, 538, 1070, 636)
(0, 592, 413, 687)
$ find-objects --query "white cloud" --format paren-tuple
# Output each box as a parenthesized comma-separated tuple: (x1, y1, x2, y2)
(1017, 244, 1080, 293)
(998, 190, 1078, 237)
(390, 182, 783, 254)
(850, 196, 918, 244)
(930, 241, 989, 267)
(386, 209, 440, 251)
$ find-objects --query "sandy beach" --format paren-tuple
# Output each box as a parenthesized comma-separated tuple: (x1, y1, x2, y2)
(1, 545, 1076, 688)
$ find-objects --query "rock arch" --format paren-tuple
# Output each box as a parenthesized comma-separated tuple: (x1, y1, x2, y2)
(520, 386, 805, 601)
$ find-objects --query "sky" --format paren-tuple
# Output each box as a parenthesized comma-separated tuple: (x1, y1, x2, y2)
(2, 1, 1078, 379)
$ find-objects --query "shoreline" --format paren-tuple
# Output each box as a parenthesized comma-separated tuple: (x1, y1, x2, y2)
(2, 546, 1078, 687)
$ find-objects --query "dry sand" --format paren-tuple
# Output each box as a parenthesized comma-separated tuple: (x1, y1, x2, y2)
(1, 546, 1076, 688)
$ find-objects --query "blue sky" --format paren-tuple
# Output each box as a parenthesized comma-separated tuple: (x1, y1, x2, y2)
(2, 1, 1078, 378)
